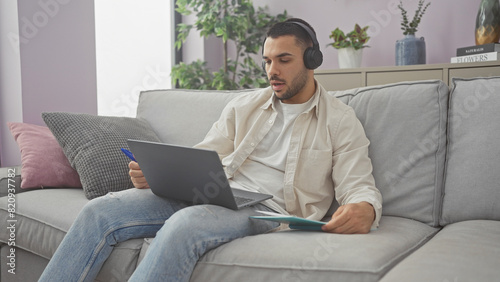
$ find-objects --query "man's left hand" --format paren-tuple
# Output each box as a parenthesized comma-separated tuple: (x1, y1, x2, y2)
(321, 202, 375, 234)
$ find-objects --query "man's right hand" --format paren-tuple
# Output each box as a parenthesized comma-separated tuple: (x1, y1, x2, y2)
(128, 161, 150, 189)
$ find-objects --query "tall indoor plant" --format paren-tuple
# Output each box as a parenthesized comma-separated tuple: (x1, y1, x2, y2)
(396, 0, 431, 66)
(327, 24, 370, 69)
(172, 0, 288, 90)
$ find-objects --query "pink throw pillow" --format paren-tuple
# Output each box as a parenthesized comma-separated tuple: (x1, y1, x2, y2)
(8, 122, 82, 189)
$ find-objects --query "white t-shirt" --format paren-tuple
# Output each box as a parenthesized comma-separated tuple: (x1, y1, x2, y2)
(229, 96, 315, 212)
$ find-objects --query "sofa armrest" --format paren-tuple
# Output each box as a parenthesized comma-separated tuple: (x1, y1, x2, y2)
(0, 166, 23, 198)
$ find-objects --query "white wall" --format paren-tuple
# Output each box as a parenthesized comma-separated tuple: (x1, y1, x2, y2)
(95, 0, 173, 117)
(0, 0, 174, 166)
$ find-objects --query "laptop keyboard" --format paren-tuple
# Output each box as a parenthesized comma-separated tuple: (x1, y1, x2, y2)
(234, 196, 253, 206)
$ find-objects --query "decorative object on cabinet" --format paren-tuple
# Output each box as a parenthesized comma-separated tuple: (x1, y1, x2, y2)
(395, 0, 431, 66)
(475, 0, 500, 46)
(327, 24, 370, 69)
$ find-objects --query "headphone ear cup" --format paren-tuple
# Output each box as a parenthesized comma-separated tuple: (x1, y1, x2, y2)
(303, 47, 314, 69)
(304, 47, 323, 70)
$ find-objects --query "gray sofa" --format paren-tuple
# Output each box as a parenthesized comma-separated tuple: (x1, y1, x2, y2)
(1, 77, 500, 281)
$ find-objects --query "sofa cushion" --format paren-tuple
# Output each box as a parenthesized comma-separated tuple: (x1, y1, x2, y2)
(8, 122, 82, 189)
(334, 80, 449, 226)
(95, 238, 146, 282)
(380, 220, 500, 282)
(1, 245, 49, 281)
(186, 216, 438, 281)
(0, 188, 147, 282)
(42, 112, 161, 199)
(328, 87, 357, 104)
(0, 189, 88, 260)
(441, 77, 500, 225)
(136, 89, 256, 146)
(0, 166, 22, 198)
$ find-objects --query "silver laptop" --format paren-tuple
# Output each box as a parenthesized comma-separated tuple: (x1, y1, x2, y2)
(127, 140, 273, 210)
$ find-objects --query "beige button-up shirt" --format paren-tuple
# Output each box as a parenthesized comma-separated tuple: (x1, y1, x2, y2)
(195, 81, 382, 228)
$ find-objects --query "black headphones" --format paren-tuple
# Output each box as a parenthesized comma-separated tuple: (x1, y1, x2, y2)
(262, 20, 323, 71)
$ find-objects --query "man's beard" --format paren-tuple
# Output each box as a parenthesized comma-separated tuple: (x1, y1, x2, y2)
(272, 67, 309, 102)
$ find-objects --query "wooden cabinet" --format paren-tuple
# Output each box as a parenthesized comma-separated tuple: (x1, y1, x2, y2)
(315, 61, 500, 91)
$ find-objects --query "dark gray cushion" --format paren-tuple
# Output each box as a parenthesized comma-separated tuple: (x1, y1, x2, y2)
(441, 76, 500, 225)
(42, 112, 161, 199)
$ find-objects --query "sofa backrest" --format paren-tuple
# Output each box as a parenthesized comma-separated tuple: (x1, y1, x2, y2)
(441, 76, 500, 225)
(332, 80, 449, 227)
(137, 89, 255, 147)
(137, 81, 450, 227)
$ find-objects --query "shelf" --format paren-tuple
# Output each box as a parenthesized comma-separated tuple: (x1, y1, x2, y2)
(315, 61, 500, 91)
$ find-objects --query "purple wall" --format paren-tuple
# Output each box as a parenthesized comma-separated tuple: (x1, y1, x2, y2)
(0, 0, 97, 166)
(18, 0, 98, 126)
(254, 0, 482, 69)
(0, 0, 486, 166)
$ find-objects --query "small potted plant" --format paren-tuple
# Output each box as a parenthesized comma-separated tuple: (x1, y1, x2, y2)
(327, 24, 370, 69)
(396, 0, 431, 65)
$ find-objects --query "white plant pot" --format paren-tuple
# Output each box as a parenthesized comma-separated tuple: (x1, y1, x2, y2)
(338, 47, 363, 69)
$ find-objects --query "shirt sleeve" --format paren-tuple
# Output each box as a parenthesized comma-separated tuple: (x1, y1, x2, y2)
(331, 108, 383, 229)
(193, 100, 236, 161)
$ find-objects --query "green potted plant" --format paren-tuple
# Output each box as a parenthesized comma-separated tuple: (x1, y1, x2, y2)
(396, 0, 431, 65)
(327, 24, 370, 69)
(172, 0, 288, 90)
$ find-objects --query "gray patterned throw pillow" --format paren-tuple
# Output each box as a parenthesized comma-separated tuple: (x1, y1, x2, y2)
(42, 112, 161, 199)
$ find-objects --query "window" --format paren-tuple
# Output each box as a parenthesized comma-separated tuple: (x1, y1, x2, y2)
(95, 0, 173, 117)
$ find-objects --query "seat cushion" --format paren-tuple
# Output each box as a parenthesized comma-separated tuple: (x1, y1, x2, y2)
(0, 188, 148, 281)
(1, 245, 49, 281)
(138, 216, 439, 281)
(380, 220, 500, 282)
(0, 189, 89, 259)
(0, 166, 22, 198)
(441, 77, 500, 225)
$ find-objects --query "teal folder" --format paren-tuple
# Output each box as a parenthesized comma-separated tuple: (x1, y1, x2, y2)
(250, 211, 326, 231)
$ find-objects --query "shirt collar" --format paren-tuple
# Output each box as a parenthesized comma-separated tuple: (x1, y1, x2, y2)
(260, 79, 321, 115)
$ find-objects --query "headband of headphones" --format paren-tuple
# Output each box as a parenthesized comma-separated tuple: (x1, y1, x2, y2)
(287, 21, 320, 51)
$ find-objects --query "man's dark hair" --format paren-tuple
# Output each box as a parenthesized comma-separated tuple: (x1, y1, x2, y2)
(264, 18, 323, 69)
(266, 18, 317, 49)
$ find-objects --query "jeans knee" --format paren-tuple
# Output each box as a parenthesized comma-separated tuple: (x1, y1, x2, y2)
(78, 192, 123, 224)
(169, 205, 219, 226)
(156, 206, 211, 240)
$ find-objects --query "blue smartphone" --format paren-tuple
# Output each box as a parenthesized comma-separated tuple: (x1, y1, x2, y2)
(121, 148, 136, 162)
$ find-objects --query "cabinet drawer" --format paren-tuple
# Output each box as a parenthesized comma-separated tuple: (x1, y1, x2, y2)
(449, 66, 500, 84)
(315, 73, 362, 91)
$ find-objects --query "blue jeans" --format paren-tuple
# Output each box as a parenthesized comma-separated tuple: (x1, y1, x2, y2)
(39, 188, 279, 282)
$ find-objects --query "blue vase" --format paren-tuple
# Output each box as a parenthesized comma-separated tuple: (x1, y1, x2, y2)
(395, 34, 426, 66)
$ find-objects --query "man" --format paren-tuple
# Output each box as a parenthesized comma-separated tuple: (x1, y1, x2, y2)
(40, 18, 382, 281)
